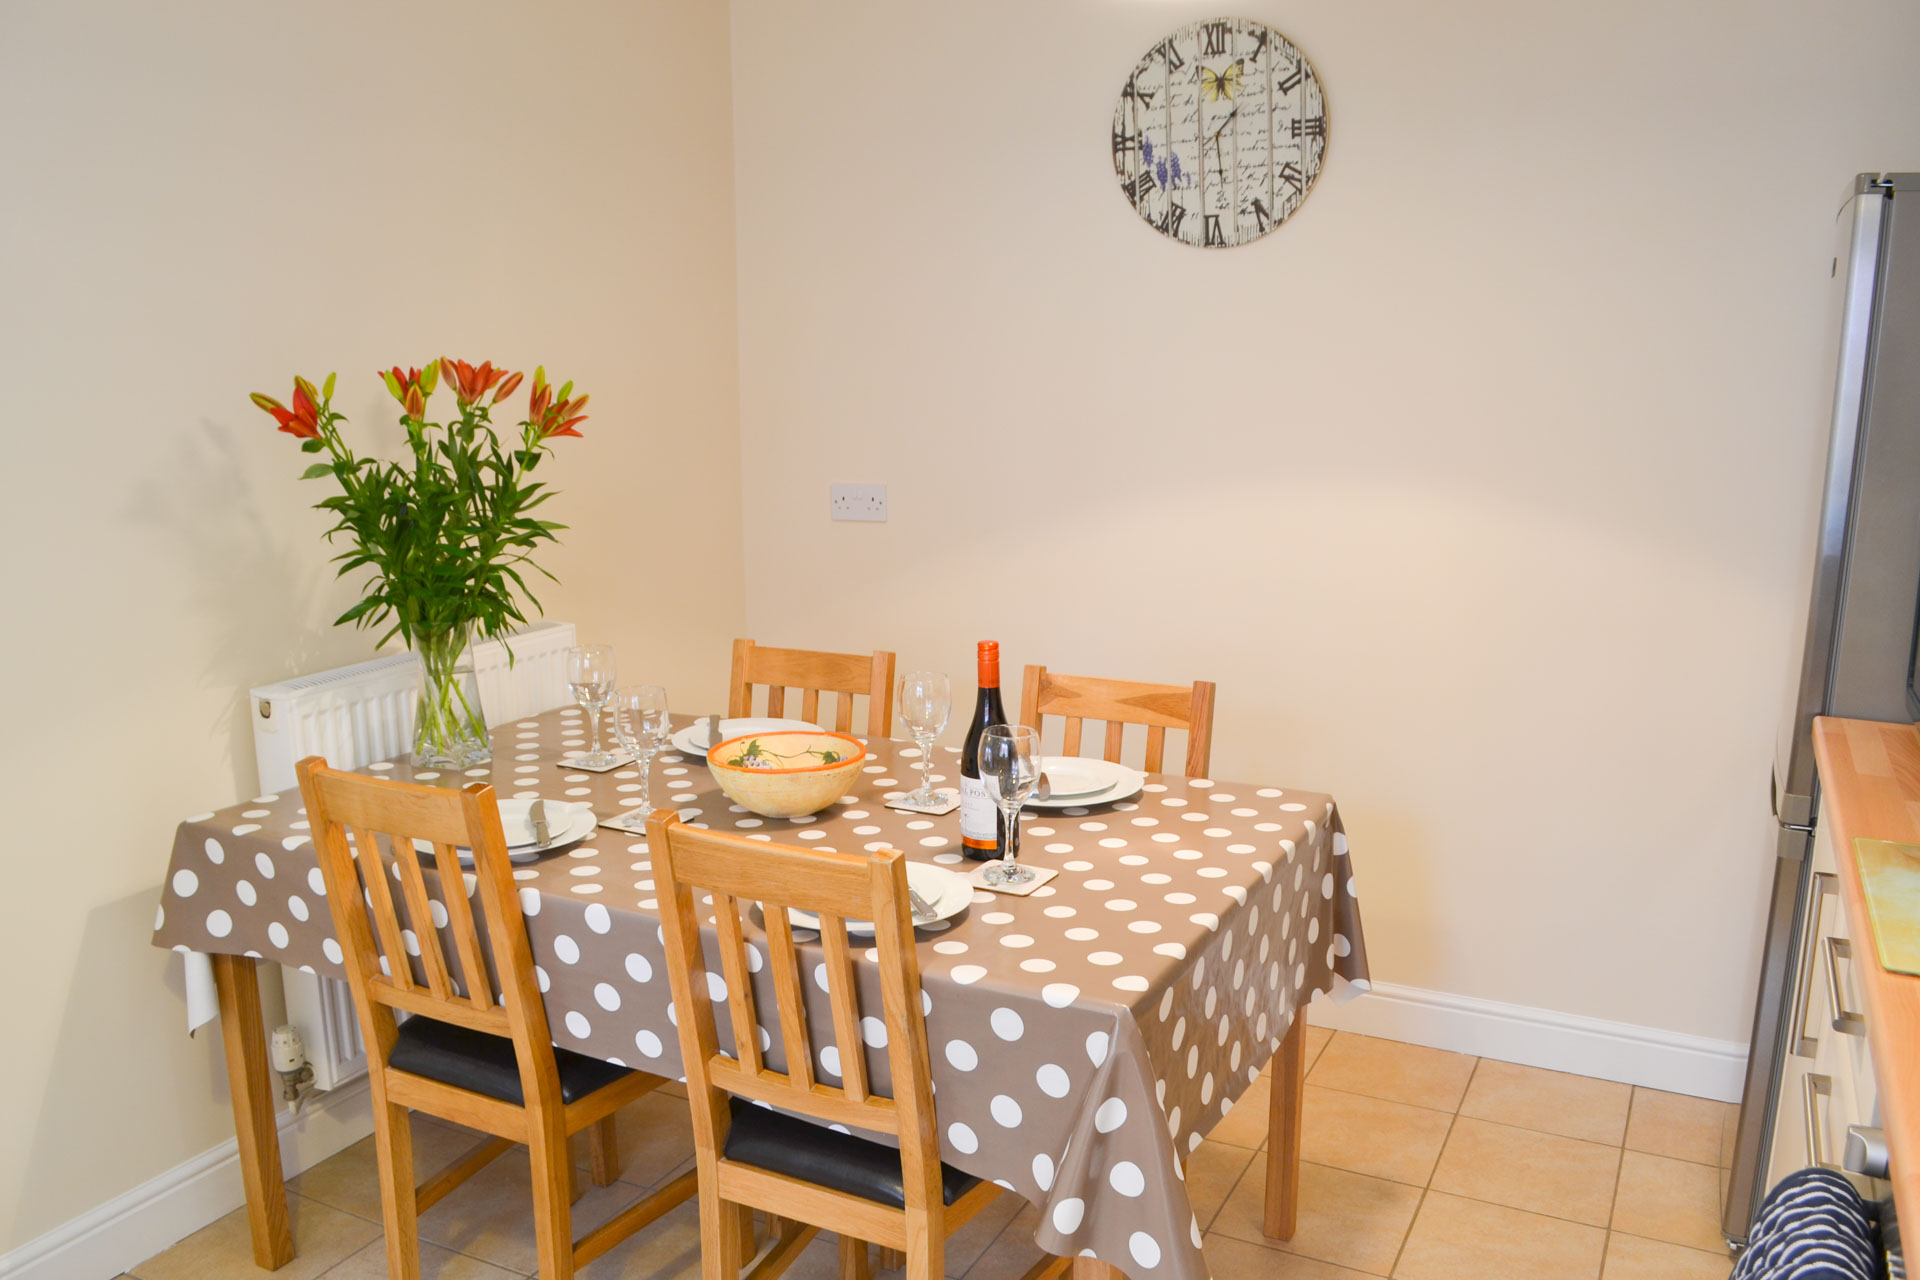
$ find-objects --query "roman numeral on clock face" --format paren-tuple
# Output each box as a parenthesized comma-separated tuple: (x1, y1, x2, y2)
(1204, 214, 1227, 247)
(1276, 66, 1304, 93)
(1201, 22, 1230, 56)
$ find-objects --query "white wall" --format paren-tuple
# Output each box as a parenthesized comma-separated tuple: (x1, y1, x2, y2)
(0, 0, 742, 1253)
(730, 0, 1920, 1044)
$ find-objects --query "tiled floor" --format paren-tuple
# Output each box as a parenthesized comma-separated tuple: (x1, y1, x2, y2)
(126, 1031, 1738, 1280)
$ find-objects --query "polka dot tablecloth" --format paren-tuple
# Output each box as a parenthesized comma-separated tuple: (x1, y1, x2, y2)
(152, 710, 1368, 1280)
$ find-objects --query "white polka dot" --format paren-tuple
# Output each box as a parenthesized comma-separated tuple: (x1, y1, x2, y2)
(1095, 1097, 1127, 1131)
(706, 972, 729, 1002)
(934, 940, 969, 955)
(267, 922, 289, 949)
(991, 1095, 1023, 1127)
(553, 935, 580, 964)
(308, 867, 326, 895)
(1088, 951, 1122, 966)
(253, 852, 276, 879)
(951, 964, 987, 985)
(1086, 1031, 1110, 1066)
(991, 1008, 1025, 1041)
(235, 880, 257, 907)
(519, 888, 541, 916)
(584, 903, 612, 933)
(594, 982, 621, 1011)
(820, 1044, 842, 1077)
(560, 1010, 591, 1039)
(1033, 1152, 1055, 1190)
(862, 1016, 888, 1047)
(1036, 1064, 1071, 1097)
(287, 894, 309, 922)
(1129, 1232, 1161, 1268)
(323, 938, 344, 965)
(206, 909, 233, 938)
(172, 869, 199, 897)
(204, 838, 225, 864)
(1042, 983, 1079, 1008)
(1052, 1199, 1084, 1234)
(1110, 1162, 1145, 1196)
(1113, 975, 1149, 992)
(635, 1029, 663, 1057)
(949, 1122, 978, 1154)
(625, 953, 652, 983)
(946, 1040, 978, 1070)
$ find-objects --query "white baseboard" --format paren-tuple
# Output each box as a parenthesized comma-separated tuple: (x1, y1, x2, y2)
(0, 1079, 375, 1280)
(1309, 980, 1748, 1102)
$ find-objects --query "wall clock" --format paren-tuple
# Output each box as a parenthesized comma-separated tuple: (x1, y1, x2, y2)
(1112, 18, 1327, 248)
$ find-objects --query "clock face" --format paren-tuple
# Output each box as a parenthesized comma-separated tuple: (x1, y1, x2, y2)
(1112, 18, 1327, 248)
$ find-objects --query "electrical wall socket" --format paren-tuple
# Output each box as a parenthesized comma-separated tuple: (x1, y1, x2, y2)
(830, 483, 887, 522)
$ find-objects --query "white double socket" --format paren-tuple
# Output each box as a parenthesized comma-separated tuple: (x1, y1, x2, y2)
(830, 483, 887, 522)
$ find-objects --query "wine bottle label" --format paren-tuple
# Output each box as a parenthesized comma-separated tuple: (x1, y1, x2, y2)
(959, 776, 996, 846)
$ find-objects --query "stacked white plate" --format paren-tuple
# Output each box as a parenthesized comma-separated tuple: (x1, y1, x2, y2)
(668, 718, 823, 757)
(415, 798, 596, 865)
(1025, 757, 1145, 809)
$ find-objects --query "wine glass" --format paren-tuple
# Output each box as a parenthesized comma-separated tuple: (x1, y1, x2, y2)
(612, 685, 672, 828)
(897, 670, 951, 806)
(977, 724, 1042, 886)
(565, 645, 617, 768)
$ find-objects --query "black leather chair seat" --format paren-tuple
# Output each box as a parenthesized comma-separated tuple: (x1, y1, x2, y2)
(722, 1098, 979, 1209)
(388, 1015, 635, 1106)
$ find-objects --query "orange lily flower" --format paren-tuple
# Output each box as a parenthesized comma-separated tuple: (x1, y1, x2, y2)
(441, 358, 515, 407)
(250, 381, 322, 440)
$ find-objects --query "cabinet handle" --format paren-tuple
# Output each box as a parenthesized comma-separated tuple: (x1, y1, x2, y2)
(1803, 1072, 1835, 1170)
(1825, 935, 1866, 1034)
(1793, 873, 1838, 1057)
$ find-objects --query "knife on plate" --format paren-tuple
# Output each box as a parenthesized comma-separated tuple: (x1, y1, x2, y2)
(529, 799, 552, 846)
(907, 887, 938, 923)
(705, 713, 723, 754)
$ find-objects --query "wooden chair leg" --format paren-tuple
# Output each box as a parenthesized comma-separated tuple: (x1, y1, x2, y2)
(839, 1234, 872, 1280)
(878, 1247, 905, 1270)
(739, 1208, 758, 1260)
(371, 1098, 421, 1280)
(529, 1130, 577, 1279)
(588, 1114, 621, 1186)
(700, 1195, 746, 1280)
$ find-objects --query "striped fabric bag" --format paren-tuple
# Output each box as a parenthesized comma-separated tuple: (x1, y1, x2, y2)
(1733, 1168, 1882, 1280)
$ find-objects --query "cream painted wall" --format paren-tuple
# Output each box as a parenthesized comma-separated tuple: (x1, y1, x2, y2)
(0, 0, 742, 1252)
(730, 1, 1920, 1043)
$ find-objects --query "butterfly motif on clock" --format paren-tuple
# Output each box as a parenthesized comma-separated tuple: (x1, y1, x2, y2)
(1200, 61, 1242, 102)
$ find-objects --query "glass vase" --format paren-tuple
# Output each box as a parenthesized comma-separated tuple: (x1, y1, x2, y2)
(411, 624, 491, 769)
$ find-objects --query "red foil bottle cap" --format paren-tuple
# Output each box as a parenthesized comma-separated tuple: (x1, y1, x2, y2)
(977, 641, 1000, 687)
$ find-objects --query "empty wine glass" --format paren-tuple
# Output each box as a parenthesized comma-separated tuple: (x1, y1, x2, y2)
(897, 670, 951, 806)
(565, 645, 617, 768)
(977, 724, 1042, 886)
(612, 685, 672, 828)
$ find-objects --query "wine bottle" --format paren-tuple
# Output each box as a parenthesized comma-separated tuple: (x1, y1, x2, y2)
(959, 640, 1007, 861)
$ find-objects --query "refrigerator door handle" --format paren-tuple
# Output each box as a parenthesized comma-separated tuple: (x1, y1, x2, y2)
(1791, 872, 1838, 1059)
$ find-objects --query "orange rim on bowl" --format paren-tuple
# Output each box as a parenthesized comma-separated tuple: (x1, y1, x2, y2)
(706, 730, 868, 772)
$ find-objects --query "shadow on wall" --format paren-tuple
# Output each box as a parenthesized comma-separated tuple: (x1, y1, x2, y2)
(124, 415, 372, 800)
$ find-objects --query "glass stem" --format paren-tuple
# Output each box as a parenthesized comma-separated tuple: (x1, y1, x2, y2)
(638, 750, 654, 812)
(918, 733, 934, 797)
(588, 703, 604, 757)
(1002, 803, 1021, 866)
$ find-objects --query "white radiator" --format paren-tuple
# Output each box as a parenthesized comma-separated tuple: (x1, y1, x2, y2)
(249, 619, 577, 1088)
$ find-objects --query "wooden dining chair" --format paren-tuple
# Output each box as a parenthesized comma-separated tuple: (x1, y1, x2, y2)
(296, 757, 696, 1280)
(1018, 664, 1217, 778)
(648, 812, 1065, 1280)
(729, 638, 896, 738)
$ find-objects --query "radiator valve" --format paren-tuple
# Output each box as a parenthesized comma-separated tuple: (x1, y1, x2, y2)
(271, 1024, 315, 1114)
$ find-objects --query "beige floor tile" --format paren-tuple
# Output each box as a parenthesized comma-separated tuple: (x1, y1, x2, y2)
(1308, 1034, 1477, 1113)
(1258, 1025, 1335, 1079)
(941, 1187, 1025, 1276)
(575, 1195, 704, 1280)
(1624, 1089, 1733, 1166)
(1186, 1141, 1258, 1228)
(290, 1113, 488, 1223)
(1207, 1080, 1271, 1150)
(1393, 1191, 1606, 1280)
(1428, 1117, 1620, 1227)
(417, 1143, 668, 1273)
(1720, 1107, 1739, 1168)
(321, 1236, 521, 1279)
(131, 1194, 380, 1280)
(1610, 1151, 1725, 1253)
(955, 1203, 1047, 1280)
(1300, 1086, 1453, 1186)
(1212, 1160, 1422, 1275)
(1458, 1060, 1632, 1146)
(1202, 1232, 1379, 1279)
(1602, 1231, 1732, 1279)
(593, 1089, 699, 1188)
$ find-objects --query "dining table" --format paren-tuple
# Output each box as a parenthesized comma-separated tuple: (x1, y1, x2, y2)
(151, 706, 1369, 1280)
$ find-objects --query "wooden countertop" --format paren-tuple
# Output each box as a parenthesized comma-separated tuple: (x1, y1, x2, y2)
(1812, 716, 1920, 1233)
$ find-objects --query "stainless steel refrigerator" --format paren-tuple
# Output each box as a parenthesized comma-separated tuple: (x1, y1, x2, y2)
(1725, 171, 1920, 1244)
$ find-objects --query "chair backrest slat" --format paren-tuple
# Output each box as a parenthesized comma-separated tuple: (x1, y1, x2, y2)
(728, 638, 897, 739)
(432, 842, 494, 1010)
(818, 920, 869, 1103)
(1020, 664, 1217, 779)
(713, 895, 764, 1072)
(350, 824, 414, 991)
(391, 838, 453, 999)
(763, 907, 815, 1089)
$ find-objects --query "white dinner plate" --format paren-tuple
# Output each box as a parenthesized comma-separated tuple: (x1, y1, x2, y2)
(669, 718, 823, 758)
(786, 863, 971, 935)
(1025, 758, 1144, 809)
(1037, 757, 1117, 798)
(413, 800, 596, 864)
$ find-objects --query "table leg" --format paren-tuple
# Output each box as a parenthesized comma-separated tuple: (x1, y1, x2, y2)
(1070, 1259, 1125, 1280)
(211, 954, 294, 1269)
(1263, 1013, 1308, 1240)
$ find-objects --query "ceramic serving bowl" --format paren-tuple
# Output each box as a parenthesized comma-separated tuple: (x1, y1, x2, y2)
(706, 730, 867, 819)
